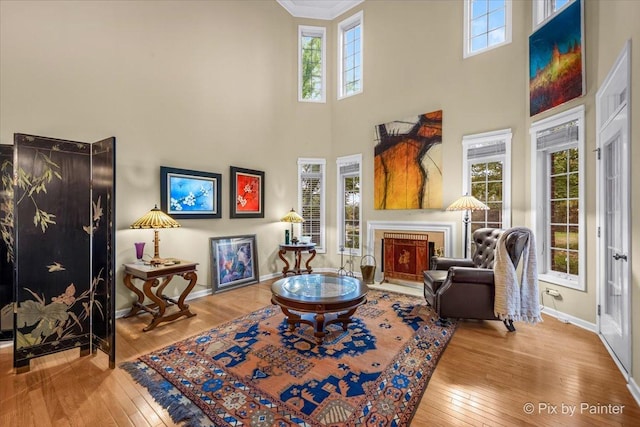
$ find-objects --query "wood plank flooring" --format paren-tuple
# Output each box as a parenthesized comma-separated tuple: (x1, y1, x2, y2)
(1, 279, 638, 426)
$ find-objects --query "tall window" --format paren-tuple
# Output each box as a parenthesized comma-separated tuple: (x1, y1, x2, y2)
(337, 154, 361, 255)
(462, 129, 512, 234)
(298, 26, 326, 103)
(464, 0, 512, 58)
(530, 105, 585, 290)
(533, 0, 573, 27)
(298, 158, 325, 252)
(338, 11, 363, 99)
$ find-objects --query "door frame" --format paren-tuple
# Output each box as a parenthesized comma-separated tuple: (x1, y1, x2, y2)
(595, 39, 632, 378)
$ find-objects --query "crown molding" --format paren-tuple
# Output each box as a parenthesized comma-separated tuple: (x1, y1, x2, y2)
(277, 0, 364, 20)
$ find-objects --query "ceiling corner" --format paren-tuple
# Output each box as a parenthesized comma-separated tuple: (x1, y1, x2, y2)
(277, 0, 364, 20)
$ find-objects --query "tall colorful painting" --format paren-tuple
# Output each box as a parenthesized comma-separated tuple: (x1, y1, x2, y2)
(529, 0, 584, 116)
(374, 110, 443, 210)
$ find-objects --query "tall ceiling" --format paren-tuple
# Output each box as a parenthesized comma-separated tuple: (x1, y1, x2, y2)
(276, 0, 364, 20)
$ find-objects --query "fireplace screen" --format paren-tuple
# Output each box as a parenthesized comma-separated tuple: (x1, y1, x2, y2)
(382, 232, 430, 283)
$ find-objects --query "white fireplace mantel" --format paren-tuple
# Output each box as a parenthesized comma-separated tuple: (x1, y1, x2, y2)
(366, 220, 456, 257)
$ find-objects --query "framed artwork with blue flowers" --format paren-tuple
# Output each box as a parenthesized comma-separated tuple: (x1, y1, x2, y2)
(160, 166, 222, 219)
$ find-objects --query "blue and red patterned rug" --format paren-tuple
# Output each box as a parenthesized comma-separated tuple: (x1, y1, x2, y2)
(121, 289, 457, 426)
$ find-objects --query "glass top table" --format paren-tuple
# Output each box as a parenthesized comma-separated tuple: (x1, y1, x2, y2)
(271, 274, 368, 344)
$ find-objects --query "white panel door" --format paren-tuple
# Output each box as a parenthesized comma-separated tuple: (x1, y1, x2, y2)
(596, 41, 631, 375)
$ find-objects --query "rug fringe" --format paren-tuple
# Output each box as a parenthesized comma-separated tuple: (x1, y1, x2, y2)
(120, 361, 206, 427)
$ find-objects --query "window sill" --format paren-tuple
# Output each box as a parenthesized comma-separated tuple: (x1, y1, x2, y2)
(538, 273, 584, 291)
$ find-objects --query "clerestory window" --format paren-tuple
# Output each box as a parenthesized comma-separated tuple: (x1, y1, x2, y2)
(533, 0, 573, 28)
(464, 0, 512, 58)
(338, 11, 363, 99)
(298, 25, 326, 103)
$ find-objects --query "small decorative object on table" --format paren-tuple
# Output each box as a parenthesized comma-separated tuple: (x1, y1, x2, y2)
(134, 242, 145, 262)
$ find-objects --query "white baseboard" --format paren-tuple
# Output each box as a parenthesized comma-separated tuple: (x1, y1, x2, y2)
(115, 286, 213, 319)
(540, 305, 597, 333)
(628, 377, 640, 408)
(542, 304, 640, 408)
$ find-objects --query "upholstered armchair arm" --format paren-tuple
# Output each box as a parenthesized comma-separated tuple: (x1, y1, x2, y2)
(430, 256, 475, 270)
(437, 267, 499, 320)
(447, 266, 494, 284)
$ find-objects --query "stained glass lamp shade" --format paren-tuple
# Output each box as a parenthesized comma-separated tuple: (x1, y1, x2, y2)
(130, 205, 180, 265)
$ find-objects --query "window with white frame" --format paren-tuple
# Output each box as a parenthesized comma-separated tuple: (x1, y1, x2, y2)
(338, 11, 363, 99)
(337, 154, 361, 255)
(533, 0, 573, 27)
(530, 105, 585, 290)
(298, 25, 326, 103)
(298, 158, 326, 252)
(462, 129, 512, 234)
(464, 0, 512, 58)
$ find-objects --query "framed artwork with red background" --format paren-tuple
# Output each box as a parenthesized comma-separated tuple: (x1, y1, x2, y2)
(230, 166, 264, 218)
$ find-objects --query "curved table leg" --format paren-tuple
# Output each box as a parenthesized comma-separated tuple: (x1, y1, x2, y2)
(279, 306, 301, 331)
(294, 250, 302, 274)
(304, 249, 317, 274)
(176, 271, 198, 311)
(336, 307, 358, 330)
(123, 273, 146, 318)
(143, 272, 198, 332)
(278, 249, 291, 277)
(142, 277, 167, 331)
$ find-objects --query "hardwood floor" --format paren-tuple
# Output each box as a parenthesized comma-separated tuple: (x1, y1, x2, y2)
(1, 279, 638, 426)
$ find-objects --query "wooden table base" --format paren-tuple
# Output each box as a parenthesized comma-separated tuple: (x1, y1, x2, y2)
(279, 306, 359, 344)
(122, 262, 198, 332)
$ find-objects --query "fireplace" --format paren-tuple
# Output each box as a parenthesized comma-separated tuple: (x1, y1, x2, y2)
(366, 221, 455, 284)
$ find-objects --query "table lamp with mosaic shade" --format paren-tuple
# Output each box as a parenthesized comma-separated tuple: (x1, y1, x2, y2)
(446, 194, 489, 258)
(130, 205, 181, 265)
(280, 208, 304, 244)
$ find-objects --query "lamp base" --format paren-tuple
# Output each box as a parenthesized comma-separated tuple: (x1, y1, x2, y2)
(150, 257, 166, 266)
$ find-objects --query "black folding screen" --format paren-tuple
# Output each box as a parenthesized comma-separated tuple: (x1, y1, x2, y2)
(13, 134, 116, 371)
(0, 145, 13, 341)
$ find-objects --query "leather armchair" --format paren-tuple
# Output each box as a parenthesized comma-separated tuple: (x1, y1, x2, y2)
(424, 228, 529, 331)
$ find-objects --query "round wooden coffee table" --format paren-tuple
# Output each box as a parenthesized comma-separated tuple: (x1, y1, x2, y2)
(271, 274, 368, 344)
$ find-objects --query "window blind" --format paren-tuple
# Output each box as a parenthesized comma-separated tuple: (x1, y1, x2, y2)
(536, 120, 579, 150)
(468, 141, 506, 159)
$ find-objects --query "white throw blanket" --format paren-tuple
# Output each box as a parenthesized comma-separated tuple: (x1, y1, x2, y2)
(493, 227, 542, 324)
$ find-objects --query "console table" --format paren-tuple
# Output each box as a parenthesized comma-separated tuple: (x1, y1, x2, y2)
(278, 243, 316, 277)
(122, 260, 198, 332)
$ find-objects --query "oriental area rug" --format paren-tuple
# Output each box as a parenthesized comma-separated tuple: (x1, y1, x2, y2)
(121, 290, 457, 427)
